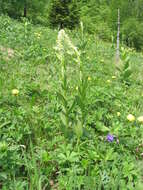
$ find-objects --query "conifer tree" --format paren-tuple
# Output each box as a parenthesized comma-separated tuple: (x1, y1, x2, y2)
(49, 0, 80, 29)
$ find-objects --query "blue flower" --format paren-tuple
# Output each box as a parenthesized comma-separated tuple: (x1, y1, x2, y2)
(107, 134, 114, 142)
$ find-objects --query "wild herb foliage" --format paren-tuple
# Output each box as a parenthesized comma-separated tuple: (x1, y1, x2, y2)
(0, 16, 143, 189)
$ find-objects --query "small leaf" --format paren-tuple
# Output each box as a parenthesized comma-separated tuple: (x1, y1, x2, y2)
(124, 61, 129, 70)
(75, 96, 84, 110)
(0, 121, 11, 128)
(60, 113, 67, 127)
(123, 69, 132, 78)
(125, 56, 130, 63)
(68, 99, 76, 114)
(74, 120, 83, 138)
(57, 92, 67, 107)
(96, 122, 110, 132)
(0, 172, 7, 179)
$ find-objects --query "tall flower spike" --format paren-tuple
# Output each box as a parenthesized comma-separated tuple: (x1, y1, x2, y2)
(55, 29, 81, 81)
(55, 29, 80, 61)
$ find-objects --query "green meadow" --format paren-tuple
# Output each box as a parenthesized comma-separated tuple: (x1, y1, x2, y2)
(0, 15, 143, 190)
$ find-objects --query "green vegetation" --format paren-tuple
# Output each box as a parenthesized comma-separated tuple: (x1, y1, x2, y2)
(0, 15, 143, 189)
(0, 0, 49, 25)
(79, 0, 143, 50)
(1, 0, 143, 50)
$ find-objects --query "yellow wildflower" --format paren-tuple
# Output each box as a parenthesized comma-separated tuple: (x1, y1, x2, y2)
(88, 77, 91, 81)
(112, 76, 116, 79)
(137, 116, 143, 123)
(76, 86, 78, 90)
(107, 80, 111, 83)
(12, 89, 19, 96)
(117, 112, 121, 116)
(127, 114, 135, 122)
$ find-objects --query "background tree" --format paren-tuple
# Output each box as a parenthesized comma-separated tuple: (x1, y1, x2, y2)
(48, 0, 80, 29)
(0, 0, 49, 24)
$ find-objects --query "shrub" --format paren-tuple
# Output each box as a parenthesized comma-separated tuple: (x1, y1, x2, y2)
(121, 18, 143, 50)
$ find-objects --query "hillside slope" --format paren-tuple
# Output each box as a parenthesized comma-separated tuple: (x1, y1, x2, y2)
(0, 16, 143, 190)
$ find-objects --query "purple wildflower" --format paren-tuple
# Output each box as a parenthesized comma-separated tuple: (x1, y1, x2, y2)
(106, 134, 114, 142)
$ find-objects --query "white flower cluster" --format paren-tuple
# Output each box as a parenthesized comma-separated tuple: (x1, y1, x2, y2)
(54, 29, 80, 61)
